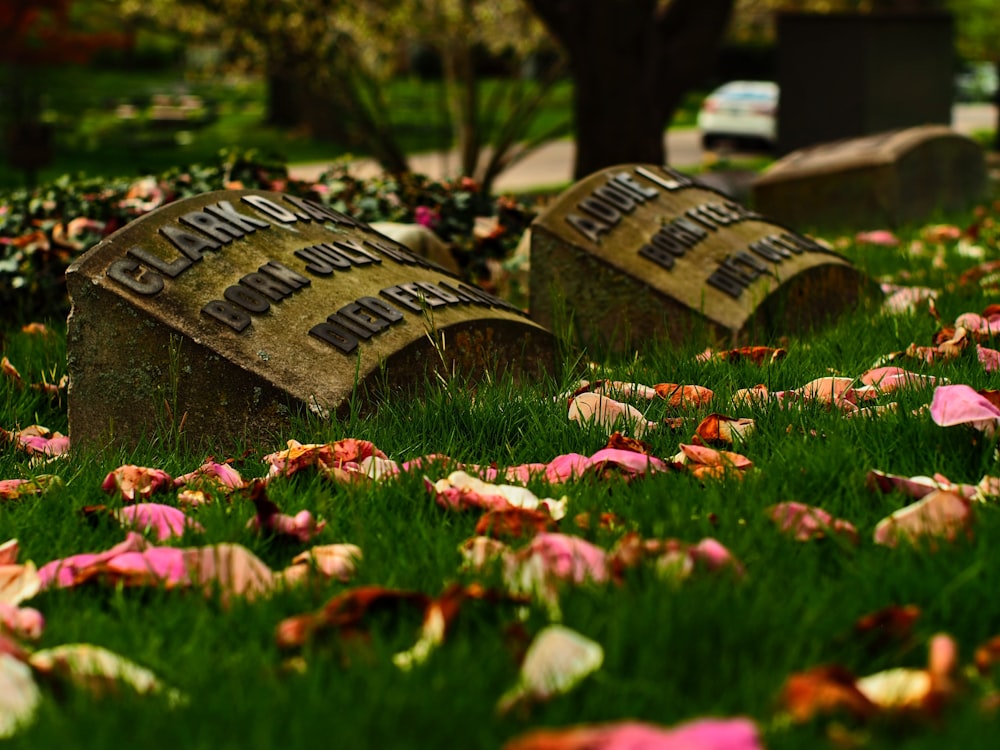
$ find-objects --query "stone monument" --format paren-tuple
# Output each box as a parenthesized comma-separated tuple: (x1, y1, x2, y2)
(753, 126, 987, 231)
(530, 163, 874, 351)
(67, 190, 555, 450)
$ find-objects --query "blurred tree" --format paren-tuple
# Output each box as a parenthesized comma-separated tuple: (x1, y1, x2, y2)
(524, 0, 735, 177)
(0, 0, 133, 183)
(950, 0, 999, 149)
(126, 0, 569, 193)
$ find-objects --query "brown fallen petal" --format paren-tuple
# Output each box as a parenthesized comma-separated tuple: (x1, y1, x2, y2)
(705, 345, 787, 365)
(781, 665, 878, 723)
(604, 431, 654, 456)
(654, 383, 714, 408)
(572, 511, 626, 533)
(693, 414, 755, 447)
(276, 586, 430, 648)
(476, 507, 558, 540)
(394, 583, 529, 669)
(854, 604, 921, 651)
(974, 635, 1000, 676)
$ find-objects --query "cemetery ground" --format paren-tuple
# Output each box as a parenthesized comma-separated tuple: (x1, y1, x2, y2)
(8, 188, 1000, 748)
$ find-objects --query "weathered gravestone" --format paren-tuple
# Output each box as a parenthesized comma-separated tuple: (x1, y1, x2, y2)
(753, 125, 987, 232)
(530, 164, 873, 351)
(67, 190, 555, 451)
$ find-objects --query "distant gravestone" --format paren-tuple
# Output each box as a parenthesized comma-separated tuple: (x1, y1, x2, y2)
(530, 164, 872, 351)
(753, 125, 987, 231)
(67, 190, 555, 450)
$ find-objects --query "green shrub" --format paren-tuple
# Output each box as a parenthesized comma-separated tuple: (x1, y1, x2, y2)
(0, 150, 537, 325)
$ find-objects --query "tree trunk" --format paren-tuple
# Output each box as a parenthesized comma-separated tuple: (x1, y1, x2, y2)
(527, 0, 734, 179)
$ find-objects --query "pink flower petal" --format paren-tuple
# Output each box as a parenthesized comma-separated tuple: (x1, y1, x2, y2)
(856, 229, 899, 246)
(978, 346, 1000, 373)
(0, 602, 44, 640)
(859, 367, 938, 392)
(873, 490, 973, 548)
(101, 465, 173, 502)
(38, 532, 150, 590)
(569, 392, 657, 438)
(102, 547, 189, 585)
(929, 384, 1000, 434)
(503, 717, 762, 750)
(173, 461, 244, 490)
(586, 448, 668, 476)
(767, 502, 858, 544)
(516, 533, 609, 585)
(117, 504, 205, 542)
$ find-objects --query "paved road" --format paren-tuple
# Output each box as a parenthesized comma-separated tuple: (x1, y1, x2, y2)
(288, 104, 997, 193)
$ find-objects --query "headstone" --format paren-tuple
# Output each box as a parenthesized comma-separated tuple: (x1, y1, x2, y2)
(530, 163, 873, 351)
(752, 126, 987, 231)
(67, 190, 555, 451)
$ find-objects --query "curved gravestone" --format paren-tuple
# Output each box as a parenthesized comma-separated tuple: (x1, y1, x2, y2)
(753, 125, 986, 231)
(67, 190, 554, 451)
(530, 163, 874, 351)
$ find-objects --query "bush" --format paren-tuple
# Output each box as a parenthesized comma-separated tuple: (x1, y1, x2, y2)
(0, 150, 538, 325)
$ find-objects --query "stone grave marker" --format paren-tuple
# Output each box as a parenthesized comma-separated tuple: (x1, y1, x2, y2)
(67, 189, 555, 451)
(752, 125, 986, 231)
(530, 163, 873, 351)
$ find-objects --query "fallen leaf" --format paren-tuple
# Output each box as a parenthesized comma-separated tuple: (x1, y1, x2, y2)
(873, 490, 973, 548)
(497, 625, 603, 714)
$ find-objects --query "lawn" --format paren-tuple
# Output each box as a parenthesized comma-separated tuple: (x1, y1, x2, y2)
(4, 186, 1000, 749)
(0, 64, 708, 190)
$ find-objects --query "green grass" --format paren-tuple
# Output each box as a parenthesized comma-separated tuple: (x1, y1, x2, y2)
(5, 211, 1000, 746)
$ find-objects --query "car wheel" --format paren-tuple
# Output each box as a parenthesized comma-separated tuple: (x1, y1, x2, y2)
(701, 133, 717, 150)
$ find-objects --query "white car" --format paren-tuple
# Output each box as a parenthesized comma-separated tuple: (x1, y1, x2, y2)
(697, 80, 779, 151)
